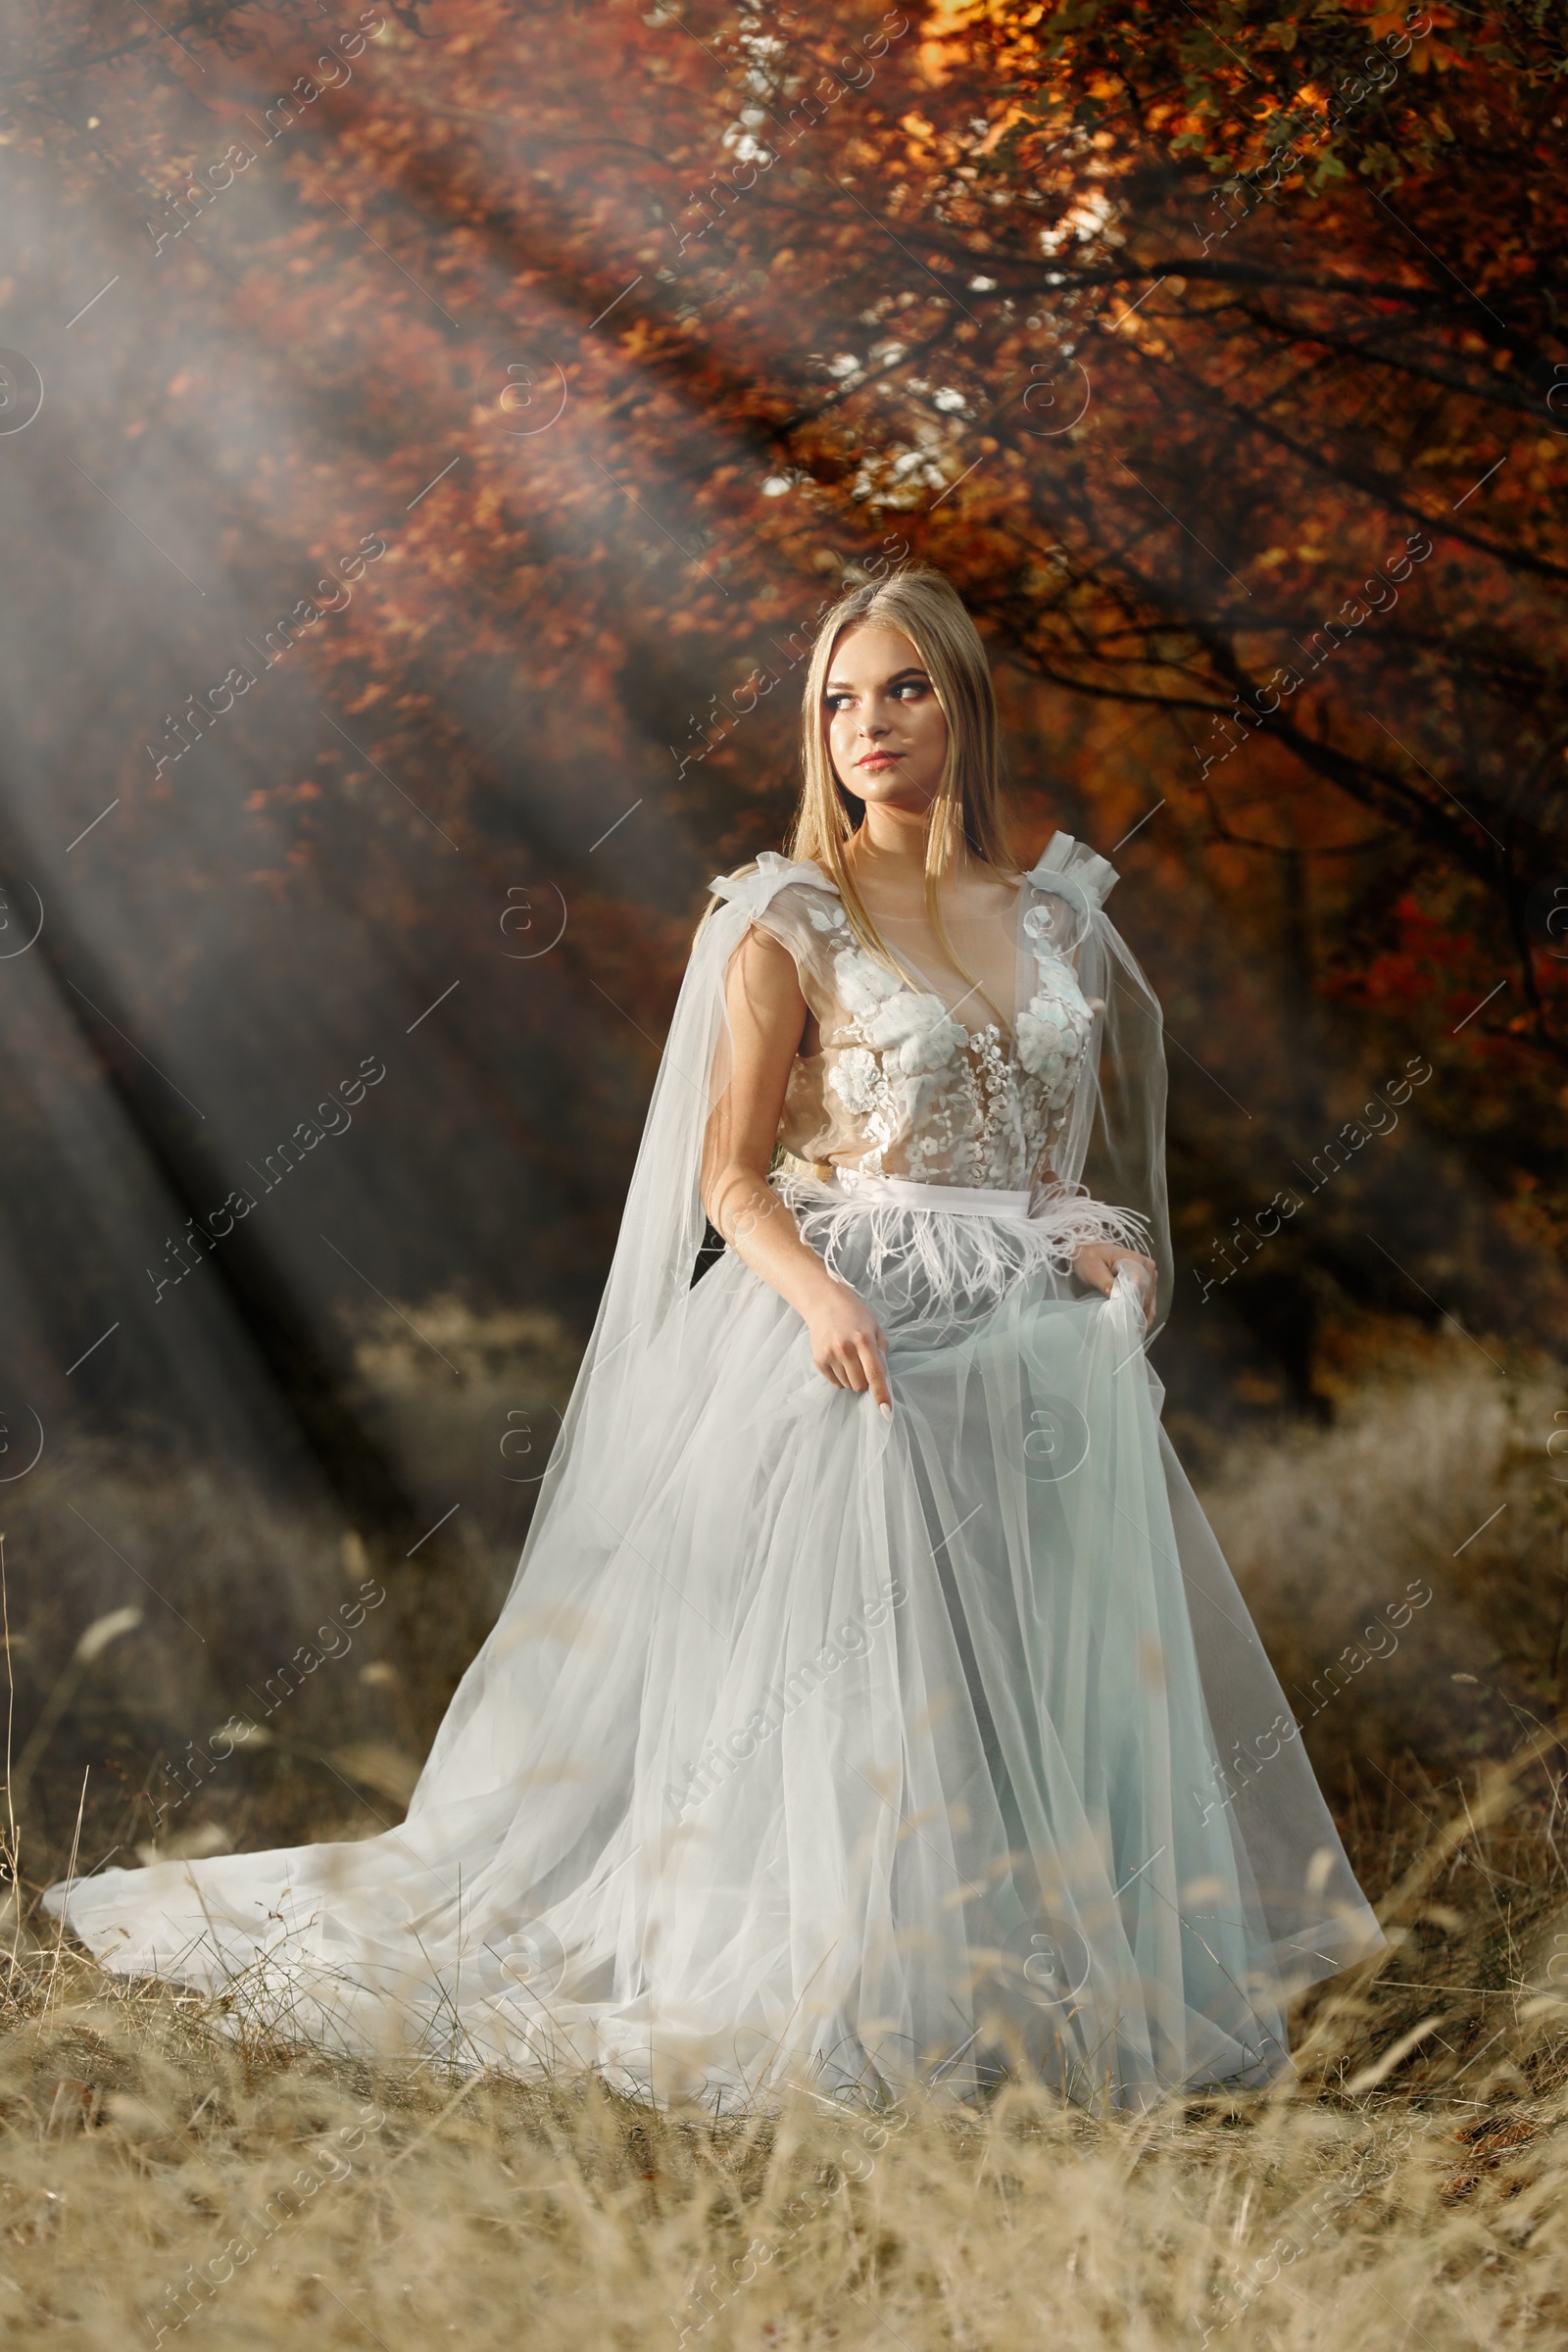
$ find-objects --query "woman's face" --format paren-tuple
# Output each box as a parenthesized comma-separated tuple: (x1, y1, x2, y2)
(823, 623, 949, 813)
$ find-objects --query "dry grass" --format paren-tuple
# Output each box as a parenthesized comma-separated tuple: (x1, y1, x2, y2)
(1, 1902, 1566, 2351)
(1201, 1342, 1568, 1792)
(2, 1337, 1567, 2348)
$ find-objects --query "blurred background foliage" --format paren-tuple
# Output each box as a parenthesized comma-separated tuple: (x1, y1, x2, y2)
(0, 0, 1564, 1885)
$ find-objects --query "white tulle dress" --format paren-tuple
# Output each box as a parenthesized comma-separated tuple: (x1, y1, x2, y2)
(46, 834, 1383, 2113)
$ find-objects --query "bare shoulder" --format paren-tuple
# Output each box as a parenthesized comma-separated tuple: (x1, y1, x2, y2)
(726, 921, 806, 1013)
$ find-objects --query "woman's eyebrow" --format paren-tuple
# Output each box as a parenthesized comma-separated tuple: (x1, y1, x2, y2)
(823, 666, 931, 691)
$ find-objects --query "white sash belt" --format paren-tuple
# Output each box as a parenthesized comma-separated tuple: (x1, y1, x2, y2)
(827, 1170, 1034, 1222)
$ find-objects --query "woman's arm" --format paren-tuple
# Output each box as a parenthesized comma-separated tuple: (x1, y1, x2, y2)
(700, 925, 893, 1412)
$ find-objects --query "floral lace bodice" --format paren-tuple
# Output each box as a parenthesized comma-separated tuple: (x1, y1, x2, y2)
(748, 855, 1101, 1194)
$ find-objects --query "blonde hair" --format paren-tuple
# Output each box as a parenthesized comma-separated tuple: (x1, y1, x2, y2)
(785, 564, 1013, 977)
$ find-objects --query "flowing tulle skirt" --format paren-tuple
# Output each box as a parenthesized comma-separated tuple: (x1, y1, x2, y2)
(46, 1194, 1382, 2113)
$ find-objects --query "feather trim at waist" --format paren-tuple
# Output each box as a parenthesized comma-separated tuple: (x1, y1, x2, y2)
(770, 1168, 1152, 1315)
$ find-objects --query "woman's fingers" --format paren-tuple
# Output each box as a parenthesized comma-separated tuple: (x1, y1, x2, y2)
(1107, 1250, 1158, 1327)
(1127, 1251, 1157, 1323)
(858, 1338, 893, 1413)
(813, 1331, 891, 1405)
(820, 1344, 867, 1392)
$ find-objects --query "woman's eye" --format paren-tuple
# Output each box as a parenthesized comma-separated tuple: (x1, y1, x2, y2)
(825, 693, 853, 712)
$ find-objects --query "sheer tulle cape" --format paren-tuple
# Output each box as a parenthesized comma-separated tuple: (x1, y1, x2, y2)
(1032, 835, 1176, 1337)
(43, 840, 1383, 2113)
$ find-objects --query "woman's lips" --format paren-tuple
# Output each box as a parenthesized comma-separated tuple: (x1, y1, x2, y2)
(858, 752, 903, 768)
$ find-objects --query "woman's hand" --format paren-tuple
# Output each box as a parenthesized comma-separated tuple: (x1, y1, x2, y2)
(1073, 1241, 1158, 1330)
(807, 1282, 893, 1414)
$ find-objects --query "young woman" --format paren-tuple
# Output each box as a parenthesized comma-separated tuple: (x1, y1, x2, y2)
(47, 567, 1382, 2113)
